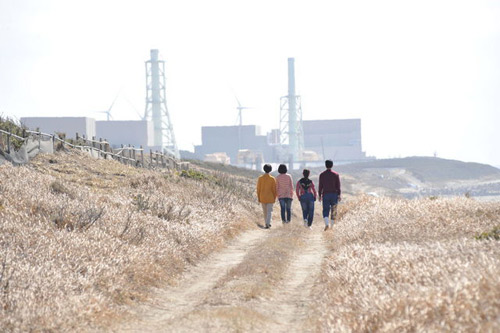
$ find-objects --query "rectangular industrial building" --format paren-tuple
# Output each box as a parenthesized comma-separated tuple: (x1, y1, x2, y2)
(20, 117, 96, 139)
(302, 119, 366, 162)
(195, 125, 270, 163)
(96, 120, 153, 148)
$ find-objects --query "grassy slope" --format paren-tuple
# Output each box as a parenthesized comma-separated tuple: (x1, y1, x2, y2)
(0, 150, 259, 331)
(309, 196, 500, 332)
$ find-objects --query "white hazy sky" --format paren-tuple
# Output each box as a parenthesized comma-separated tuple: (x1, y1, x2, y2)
(1, 0, 499, 166)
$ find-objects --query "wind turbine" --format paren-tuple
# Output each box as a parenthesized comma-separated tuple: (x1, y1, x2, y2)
(123, 95, 144, 120)
(235, 96, 253, 150)
(235, 96, 253, 127)
(97, 93, 120, 121)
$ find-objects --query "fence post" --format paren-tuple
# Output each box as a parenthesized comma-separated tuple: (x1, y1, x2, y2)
(150, 149, 153, 166)
(6, 133, 10, 154)
(156, 151, 159, 166)
(140, 146, 144, 167)
(52, 133, 56, 151)
(99, 138, 103, 158)
(104, 139, 109, 159)
(38, 131, 41, 150)
(76, 132, 79, 141)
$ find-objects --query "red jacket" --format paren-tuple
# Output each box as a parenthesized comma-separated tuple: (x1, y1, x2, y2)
(296, 178, 317, 200)
(318, 169, 341, 199)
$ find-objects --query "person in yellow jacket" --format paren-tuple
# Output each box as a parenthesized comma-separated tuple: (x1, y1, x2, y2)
(256, 164, 277, 229)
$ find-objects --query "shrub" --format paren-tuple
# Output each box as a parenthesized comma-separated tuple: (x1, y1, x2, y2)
(0, 117, 26, 151)
(476, 225, 500, 240)
(180, 169, 212, 181)
(50, 181, 75, 199)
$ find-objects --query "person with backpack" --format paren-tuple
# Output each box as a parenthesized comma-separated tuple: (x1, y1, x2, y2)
(296, 169, 317, 229)
(276, 164, 294, 224)
(318, 159, 341, 231)
(256, 164, 277, 229)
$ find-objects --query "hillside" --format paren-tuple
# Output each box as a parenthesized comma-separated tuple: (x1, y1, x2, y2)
(0, 150, 259, 331)
(1, 150, 499, 332)
(305, 157, 500, 199)
(336, 156, 500, 182)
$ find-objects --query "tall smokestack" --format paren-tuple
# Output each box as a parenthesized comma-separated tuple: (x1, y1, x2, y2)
(288, 58, 298, 161)
(279, 57, 304, 166)
(144, 49, 179, 158)
(150, 49, 162, 147)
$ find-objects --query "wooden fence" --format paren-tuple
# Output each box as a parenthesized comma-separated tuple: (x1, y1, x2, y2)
(0, 129, 188, 171)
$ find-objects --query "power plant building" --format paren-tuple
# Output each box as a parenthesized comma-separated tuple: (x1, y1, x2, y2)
(194, 118, 367, 165)
(96, 120, 153, 148)
(194, 125, 270, 164)
(303, 119, 366, 162)
(20, 117, 154, 150)
(20, 117, 96, 139)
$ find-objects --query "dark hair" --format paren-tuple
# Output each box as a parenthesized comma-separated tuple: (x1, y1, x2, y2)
(278, 164, 287, 174)
(325, 160, 333, 169)
(263, 164, 272, 173)
(302, 169, 310, 178)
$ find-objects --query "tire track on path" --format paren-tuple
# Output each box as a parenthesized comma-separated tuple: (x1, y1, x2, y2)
(115, 228, 265, 332)
(262, 224, 329, 332)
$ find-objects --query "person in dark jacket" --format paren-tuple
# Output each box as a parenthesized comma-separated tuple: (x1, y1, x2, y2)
(318, 159, 341, 231)
(296, 169, 317, 229)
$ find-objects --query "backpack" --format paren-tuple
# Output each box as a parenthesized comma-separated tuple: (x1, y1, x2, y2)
(299, 178, 314, 201)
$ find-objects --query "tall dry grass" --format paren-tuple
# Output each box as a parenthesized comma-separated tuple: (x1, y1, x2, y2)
(309, 196, 500, 332)
(0, 150, 258, 331)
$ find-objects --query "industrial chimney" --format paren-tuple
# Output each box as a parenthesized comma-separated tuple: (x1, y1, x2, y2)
(144, 49, 179, 158)
(280, 57, 304, 164)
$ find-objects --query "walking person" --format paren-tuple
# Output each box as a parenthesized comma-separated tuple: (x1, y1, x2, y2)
(256, 164, 277, 229)
(296, 169, 317, 229)
(318, 159, 341, 231)
(276, 164, 294, 224)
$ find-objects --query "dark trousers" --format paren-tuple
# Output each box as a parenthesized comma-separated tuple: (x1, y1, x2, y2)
(279, 198, 292, 222)
(322, 193, 339, 219)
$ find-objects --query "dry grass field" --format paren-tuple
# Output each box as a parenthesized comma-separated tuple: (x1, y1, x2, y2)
(0, 150, 258, 331)
(308, 196, 500, 332)
(1, 147, 499, 332)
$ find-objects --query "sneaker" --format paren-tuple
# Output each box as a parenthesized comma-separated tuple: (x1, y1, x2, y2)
(304, 219, 308, 227)
(324, 225, 329, 231)
(265, 225, 270, 229)
(308, 226, 312, 230)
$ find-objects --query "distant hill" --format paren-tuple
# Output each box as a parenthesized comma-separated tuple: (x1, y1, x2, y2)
(335, 157, 500, 183)
(293, 157, 500, 199)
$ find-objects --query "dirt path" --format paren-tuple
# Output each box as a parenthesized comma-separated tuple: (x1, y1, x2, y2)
(114, 222, 329, 332)
(116, 229, 264, 332)
(262, 225, 328, 332)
